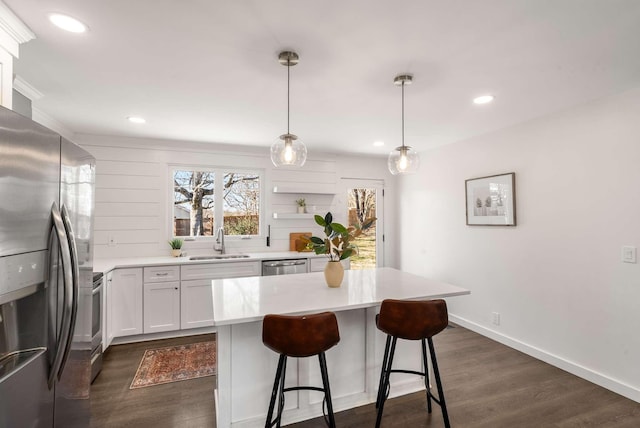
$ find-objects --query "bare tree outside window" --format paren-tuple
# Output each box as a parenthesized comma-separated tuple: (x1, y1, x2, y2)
(174, 170, 215, 236)
(223, 172, 260, 235)
(172, 169, 261, 238)
(348, 188, 377, 269)
(350, 188, 376, 227)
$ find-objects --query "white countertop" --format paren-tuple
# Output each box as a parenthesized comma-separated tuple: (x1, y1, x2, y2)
(93, 251, 320, 273)
(212, 267, 470, 326)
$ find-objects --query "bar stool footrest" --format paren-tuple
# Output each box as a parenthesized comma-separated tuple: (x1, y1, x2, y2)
(283, 386, 326, 393)
(388, 368, 426, 377)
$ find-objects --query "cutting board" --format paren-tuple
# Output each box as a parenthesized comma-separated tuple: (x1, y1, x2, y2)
(289, 232, 312, 252)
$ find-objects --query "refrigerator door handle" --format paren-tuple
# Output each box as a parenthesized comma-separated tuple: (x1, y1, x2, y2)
(47, 203, 74, 389)
(58, 204, 79, 380)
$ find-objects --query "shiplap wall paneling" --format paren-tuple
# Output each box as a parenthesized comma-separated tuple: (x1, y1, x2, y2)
(89, 143, 165, 259)
(81, 136, 390, 259)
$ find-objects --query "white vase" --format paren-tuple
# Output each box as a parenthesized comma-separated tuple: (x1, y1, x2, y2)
(171, 249, 181, 257)
(324, 261, 344, 288)
(297, 206, 306, 214)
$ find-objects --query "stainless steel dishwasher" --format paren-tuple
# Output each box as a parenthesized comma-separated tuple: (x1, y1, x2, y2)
(262, 259, 309, 276)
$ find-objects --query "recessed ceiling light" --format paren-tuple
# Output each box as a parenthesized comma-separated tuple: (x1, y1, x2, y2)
(373, 141, 385, 147)
(48, 13, 87, 33)
(127, 116, 146, 124)
(473, 95, 495, 105)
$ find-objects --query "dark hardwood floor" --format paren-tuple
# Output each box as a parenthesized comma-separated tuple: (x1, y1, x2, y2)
(90, 334, 216, 428)
(90, 327, 640, 427)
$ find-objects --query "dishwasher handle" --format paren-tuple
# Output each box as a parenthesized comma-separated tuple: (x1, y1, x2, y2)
(263, 260, 307, 268)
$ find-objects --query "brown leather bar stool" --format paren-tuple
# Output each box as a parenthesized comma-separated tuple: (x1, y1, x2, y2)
(262, 312, 340, 428)
(375, 299, 450, 428)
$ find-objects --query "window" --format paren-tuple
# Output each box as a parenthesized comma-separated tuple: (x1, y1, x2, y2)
(172, 167, 261, 238)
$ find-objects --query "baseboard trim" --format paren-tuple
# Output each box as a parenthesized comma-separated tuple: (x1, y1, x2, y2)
(110, 326, 216, 348)
(449, 314, 640, 403)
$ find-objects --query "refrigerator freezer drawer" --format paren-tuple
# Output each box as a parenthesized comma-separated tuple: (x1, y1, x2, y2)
(0, 348, 53, 428)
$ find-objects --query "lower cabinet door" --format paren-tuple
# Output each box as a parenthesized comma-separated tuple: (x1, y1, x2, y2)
(112, 268, 143, 337)
(143, 281, 181, 333)
(180, 279, 214, 329)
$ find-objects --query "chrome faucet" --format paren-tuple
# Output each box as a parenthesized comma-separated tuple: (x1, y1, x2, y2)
(215, 227, 226, 254)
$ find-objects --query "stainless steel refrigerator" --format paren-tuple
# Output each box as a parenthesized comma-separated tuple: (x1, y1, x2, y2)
(0, 105, 94, 427)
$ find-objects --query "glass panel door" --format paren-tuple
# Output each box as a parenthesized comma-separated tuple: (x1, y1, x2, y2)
(346, 182, 383, 269)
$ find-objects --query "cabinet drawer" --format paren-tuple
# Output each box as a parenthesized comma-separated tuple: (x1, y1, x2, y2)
(144, 265, 180, 283)
(181, 261, 261, 281)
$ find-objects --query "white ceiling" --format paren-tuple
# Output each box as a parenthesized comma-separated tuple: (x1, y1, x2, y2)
(6, 0, 640, 156)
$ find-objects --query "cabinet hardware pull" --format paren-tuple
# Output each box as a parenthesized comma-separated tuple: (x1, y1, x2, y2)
(156, 272, 169, 276)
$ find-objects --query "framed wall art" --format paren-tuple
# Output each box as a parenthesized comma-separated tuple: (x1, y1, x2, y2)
(465, 172, 516, 226)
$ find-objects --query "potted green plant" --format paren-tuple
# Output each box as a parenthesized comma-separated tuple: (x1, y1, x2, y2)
(303, 212, 376, 287)
(295, 198, 306, 214)
(168, 238, 183, 257)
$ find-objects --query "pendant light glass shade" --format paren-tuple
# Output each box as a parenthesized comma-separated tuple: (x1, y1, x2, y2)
(388, 74, 420, 175)
(388, 145, 420, 175)
(271, 51, 307, 167)
(271, 133, 307, 167)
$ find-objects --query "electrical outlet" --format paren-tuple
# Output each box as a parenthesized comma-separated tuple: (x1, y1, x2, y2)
(622, 246, 637, 264)
(492, 312, 501, 326)
(108, 234, 116, 247)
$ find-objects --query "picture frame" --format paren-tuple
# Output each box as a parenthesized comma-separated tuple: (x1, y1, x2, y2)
(465, 172, 516, 226)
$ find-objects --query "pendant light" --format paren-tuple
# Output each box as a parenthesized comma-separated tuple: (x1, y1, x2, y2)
(270, 51, 307, 167)
(388, 74, 420, 175)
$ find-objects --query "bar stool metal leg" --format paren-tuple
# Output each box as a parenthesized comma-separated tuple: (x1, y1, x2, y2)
(420, 338, 433, 413)
(265, 355, 288, 428)
(276, 357, 287, 428)
(318, 352, 336, 428)
(428, 337, 450, 428)
(376, 335, 392, 409)
(266, 355, 286, 428)
(375, 336, 398, 428)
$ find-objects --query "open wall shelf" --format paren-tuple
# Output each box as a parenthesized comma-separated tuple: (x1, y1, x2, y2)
(272, 213, 316, 219)
(272, 184, 336, 195)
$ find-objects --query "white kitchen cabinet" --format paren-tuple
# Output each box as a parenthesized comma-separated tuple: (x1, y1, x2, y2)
(111, 268, 143, 337)
(103, 270, 114, 350)
(180, 261, 261, 329)
(142, 265, 181, 333)
(143, 281, 180, 333)
(309, 257, 350, 272)
(180, 279, 215, 329)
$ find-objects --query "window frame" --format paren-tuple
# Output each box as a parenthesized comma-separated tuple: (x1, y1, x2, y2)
(169, 165, 264, 241)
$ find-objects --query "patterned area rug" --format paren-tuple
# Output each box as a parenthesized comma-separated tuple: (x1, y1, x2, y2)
(130, 341, 216, 389)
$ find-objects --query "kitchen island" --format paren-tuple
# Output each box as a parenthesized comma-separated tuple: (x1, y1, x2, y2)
(212, 267, 469, 428)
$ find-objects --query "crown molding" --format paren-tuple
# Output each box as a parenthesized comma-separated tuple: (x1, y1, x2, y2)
(13, 75, 43, 100)
(32, 107, 75, 141)
(0, 3, 35, 48)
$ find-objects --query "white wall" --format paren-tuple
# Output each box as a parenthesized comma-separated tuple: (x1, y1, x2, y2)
(77, 135, 397, 266)
(398, 87, 640, 401)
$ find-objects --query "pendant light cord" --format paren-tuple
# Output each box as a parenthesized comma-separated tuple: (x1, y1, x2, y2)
(401, 80, 405, 148)
(287, 56, 290, 134)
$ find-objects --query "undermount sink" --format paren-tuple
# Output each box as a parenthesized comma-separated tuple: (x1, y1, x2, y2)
(189, 254, 250, 260)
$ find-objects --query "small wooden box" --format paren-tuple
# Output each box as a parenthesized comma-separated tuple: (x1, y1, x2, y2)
(289, 232, 312, 252)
